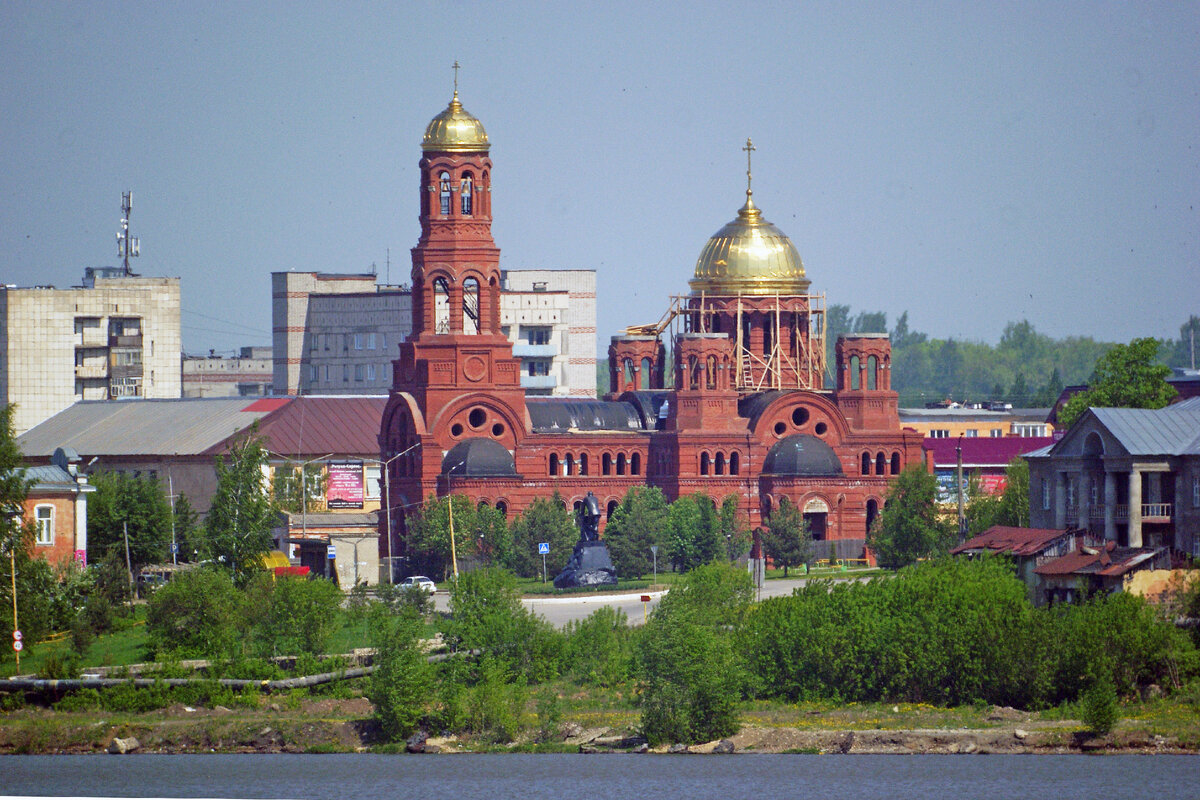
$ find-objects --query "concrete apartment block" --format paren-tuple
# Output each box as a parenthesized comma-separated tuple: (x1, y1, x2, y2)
(182, 346, 273, 398)
(0, 272, 181, 435)
(272, 270, 596, 398)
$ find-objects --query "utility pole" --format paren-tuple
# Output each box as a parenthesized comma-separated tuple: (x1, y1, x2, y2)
(9, 541, 18, 674)
(168, 472, 177, 566)
(123, 521, 135, 608)
(956, 435, 967, 544)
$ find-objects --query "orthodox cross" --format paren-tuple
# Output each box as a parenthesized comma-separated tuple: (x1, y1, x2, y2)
(743, 137, 755, 199)
(452, 61, 461, 95)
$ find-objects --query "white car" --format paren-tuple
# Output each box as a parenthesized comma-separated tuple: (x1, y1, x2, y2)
(400, 575, 437, 594)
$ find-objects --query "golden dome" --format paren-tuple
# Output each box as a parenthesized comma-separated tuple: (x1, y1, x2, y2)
(422, 91, 490, 152)
(689, 196, 809, 296)
(690, 138, 808, 296)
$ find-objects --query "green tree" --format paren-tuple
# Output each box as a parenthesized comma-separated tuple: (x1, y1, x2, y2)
(171, 492, 204, 562)
(405, 494, 505, 580)
(636, 564, 751, 745)
(603, 486, 668, 579)
(665, 494, 702, 572)
(145, 566, 244, 659)
(368, 603, 433, 741)
(1058, 337, 1176, 429)
(1167, 315, 1200, 369)
(994, 458, 1030, 528)
(763, 497, 810, 576)
(270, 463, 327, 514)
(249, 572, 343, 656)
(718, 495, 751, 561)
(869, 466, 954, 569)
(87, 472, 172, 572)
(204, 431, 278, 584)
(507, 493, 578, 579)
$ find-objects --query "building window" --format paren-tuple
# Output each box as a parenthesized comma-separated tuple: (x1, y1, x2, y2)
(354, 364, 365, 382)
(367, 364, 377, 381)
(1194, 475, 1200, 507)
(1066, 478, 1075, 508)
(525, 327, 551, 345)
(1042, 479, 1050, 510)
(930, 429, 950, 439)
(309, 364, 317, 382)
(991, 429, 1003, 437)
(343, 365, 350, 382)
(367, 333, 377, 350)
(439, 172, 451, 215)
(461, 175, 473, 215)
(35, 505, 53, 545)
(324, 365, 330, 382)
(965, 430, 978, 438)
(528, 360, 550, 377)
(354, 333, 364, 350)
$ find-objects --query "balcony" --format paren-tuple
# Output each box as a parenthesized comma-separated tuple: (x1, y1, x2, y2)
(1142, 503, 1173, 521)
(520, 375, 557, 390)
(512, 342, 558, 358)
(74, 363, 108, 379)
(75, 331, 107, 348)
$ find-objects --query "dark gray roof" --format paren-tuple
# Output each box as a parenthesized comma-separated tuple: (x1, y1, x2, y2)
(1088, 399, 1200, 456)
(23, 465, 92, 493)
(442, 438, 519, 477)
(762, 434, 844, 477)
(526, 398, 648, 433)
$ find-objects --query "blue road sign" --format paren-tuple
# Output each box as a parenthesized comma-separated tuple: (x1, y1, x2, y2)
(538, 542, 550, 555)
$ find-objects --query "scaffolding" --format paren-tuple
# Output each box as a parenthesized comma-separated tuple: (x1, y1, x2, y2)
(623, 292, 826, 393)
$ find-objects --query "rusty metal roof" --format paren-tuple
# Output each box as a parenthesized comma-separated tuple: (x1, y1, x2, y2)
(950, 525, 1072, 557)
(228, 395, 388, 458)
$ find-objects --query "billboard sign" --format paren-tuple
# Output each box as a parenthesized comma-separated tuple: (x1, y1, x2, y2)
(327, 461, 365, 509)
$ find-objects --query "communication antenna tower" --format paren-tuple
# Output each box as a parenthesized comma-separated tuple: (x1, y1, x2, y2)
(115, 190, 140, 276)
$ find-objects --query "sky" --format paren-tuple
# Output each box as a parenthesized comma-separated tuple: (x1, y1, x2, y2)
(1, 1, 1197, 356)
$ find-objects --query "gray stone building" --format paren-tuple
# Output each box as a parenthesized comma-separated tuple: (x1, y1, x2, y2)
(1025, 397, 1200, 557)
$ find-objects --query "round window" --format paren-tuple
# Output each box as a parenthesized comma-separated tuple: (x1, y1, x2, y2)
(468, 408, 487, 428)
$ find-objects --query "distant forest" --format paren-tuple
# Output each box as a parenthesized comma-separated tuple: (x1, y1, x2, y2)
(595, 312, 1199, 408)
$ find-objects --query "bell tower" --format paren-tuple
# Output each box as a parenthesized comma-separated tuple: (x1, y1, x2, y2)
(393, 69, 524, 414)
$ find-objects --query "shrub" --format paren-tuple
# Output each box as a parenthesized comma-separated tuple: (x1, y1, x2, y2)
(462, 658, 527, 743)
(250, 574, 344, 657)
(146, 567, 243, 660)
(562, 606, 633, 687)
(69, 614, 95, 657)
(54, 688, 101, 712)
(1081, 670, 1118, 735)
(367, 605, 433, 741)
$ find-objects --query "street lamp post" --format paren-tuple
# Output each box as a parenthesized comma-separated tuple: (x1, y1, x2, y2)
(650, 544, 658, 584)
(368, 442, 420, 584)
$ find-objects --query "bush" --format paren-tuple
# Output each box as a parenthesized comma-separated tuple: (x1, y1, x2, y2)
(462, 658, 527, 743)
(1081, 670, 1118, 734)
(250, 574, 344, 657)
(146, 567, 243, 660)
(54, 688, 101, 712)
(562, 606, 633, 687)
(69, 614, 95, 657)
(367, 605, 433, 741)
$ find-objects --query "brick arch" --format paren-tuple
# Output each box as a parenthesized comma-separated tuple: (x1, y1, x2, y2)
(750, 392, 852, 446)
(427, 392, 527, 450)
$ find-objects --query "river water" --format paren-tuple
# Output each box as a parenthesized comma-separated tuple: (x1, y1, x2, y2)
(4, 753, 1199, 799)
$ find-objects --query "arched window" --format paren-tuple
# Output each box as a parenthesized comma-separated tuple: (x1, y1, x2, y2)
(573, 500, 583, 516)
(867, 355, 878, 390)
(462, 277, 480, 334)
(866, 499, 879, 533)
(700, 452, 710, 475)
(433, 277, 451, 333)
(579, 453, 588, 476)
(624, 358, 635, 388)
(439, 171, 451, 215)
(876, 452, 886, 475)
(496, 500, 508, 518)
(641, 357, 652, 390)
(688, 355, 700, 390)
(617, 453, 627, 475)
(606, 500, 618, 520)
(460, 174, 473, 215)
(706, 355, 717, 390)
(729, 451, 740, 475)
(850, 355, 861, 390)
(549, 453, 559, 476)
(715, 452, 726, 475)
(564, 453, 575, 476)
(477, 499, 490, 511)
(891, 452, 901, 474)
(764, 312, 774, 356)
(861, 452, 871, 475)
(602, 452, 612, 475)
(630, 452, 641, 475)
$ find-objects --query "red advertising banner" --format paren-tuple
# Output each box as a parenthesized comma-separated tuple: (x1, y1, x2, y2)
(979, 475, 1009, 495)
(326, 461, 364, 509)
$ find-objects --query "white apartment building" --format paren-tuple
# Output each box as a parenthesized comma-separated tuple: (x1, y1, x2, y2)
(272, 270, 596, 397)
(0, 267, 181, 435)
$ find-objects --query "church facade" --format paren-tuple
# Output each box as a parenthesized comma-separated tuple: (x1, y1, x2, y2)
(378, 88, 923, 577)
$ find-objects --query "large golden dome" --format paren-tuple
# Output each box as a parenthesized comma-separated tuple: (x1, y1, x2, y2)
(422, 91, 489, 152)
(690, 140, 808, 296)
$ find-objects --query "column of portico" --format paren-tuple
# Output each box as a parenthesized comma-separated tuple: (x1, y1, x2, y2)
(1054, 472, 1067, 529)
(1174, 470, 1186, 551)
(1128, 468, 1143, 548)
(1078, 471, 1090, 535)
(1104, 471, 1117, 542)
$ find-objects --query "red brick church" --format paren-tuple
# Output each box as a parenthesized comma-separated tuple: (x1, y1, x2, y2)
(379, 86, 923, 575)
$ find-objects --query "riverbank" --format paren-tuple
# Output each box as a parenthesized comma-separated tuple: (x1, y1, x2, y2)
(3, 694, 1197, 755)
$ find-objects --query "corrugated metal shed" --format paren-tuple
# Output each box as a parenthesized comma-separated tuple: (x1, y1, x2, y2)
(238, 396, 388, 457)
(16, 398, 289, 457)
(950, 526, 1071, 557)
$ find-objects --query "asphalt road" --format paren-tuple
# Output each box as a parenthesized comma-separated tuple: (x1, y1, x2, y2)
(430, 576, 815, 627)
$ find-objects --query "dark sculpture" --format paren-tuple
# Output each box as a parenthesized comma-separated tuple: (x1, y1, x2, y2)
(553, 491, 618, 588)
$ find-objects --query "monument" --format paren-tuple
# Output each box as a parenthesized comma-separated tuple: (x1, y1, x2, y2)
(553, 491, 618, 588)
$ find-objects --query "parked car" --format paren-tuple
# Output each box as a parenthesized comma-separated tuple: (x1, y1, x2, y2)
(400, 575, 437, 594)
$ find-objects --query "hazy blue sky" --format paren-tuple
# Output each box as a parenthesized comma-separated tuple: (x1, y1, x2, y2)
(2, 1, 1196, 355)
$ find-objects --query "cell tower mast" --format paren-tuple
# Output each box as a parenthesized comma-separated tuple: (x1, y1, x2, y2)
(116, 191, 140, 276)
